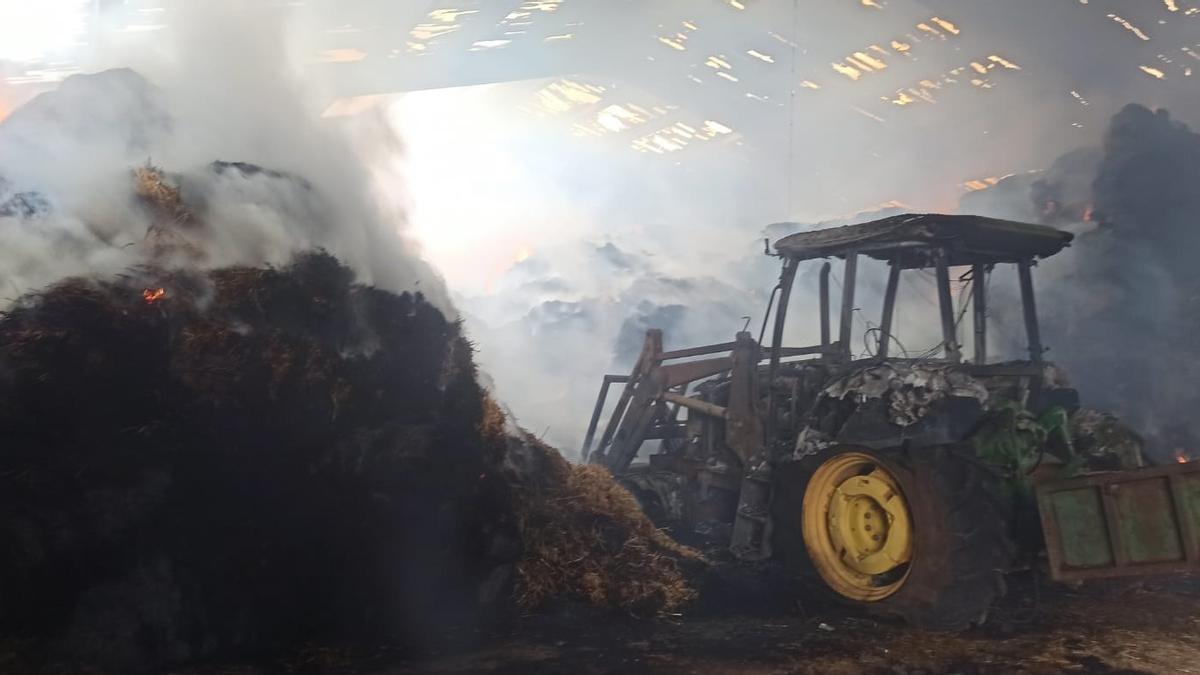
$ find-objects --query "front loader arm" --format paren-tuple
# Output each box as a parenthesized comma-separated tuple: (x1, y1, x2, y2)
(583, 330, 763, 475)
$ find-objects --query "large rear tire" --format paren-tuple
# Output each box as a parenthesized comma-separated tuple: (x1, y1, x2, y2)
(771, 444, 1014, 630)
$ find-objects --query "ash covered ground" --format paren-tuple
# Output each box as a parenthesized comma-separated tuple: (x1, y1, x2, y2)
(109, 565, 1200, 675)
(372, 573, 1200, 675)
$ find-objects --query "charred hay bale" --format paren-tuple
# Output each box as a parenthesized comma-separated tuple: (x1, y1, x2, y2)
(0, 252, 518, 672)
(134, 165, 194, 229)
(0, 278, 174, 436)
(206, 253, 358, 345)
(133, 165, 205, 261)
(507, 436, 702, 616)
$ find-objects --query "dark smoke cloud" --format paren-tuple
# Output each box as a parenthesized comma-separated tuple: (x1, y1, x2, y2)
(1093, 106, 1200, 258)
(1031, 148, 1103, 226)
(979, 104, 1200, 461)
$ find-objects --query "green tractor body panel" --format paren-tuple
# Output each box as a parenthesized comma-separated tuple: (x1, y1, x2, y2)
(1037, 462, 1200, 581)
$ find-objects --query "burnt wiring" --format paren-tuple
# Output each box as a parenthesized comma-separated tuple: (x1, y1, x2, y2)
(835, 265, 996, 360)
(903, 266, 985, 360)
(827, 270, 873, 330)
(863, 326, 910, 359)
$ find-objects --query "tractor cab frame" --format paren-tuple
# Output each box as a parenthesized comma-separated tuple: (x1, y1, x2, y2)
(582, 213, 1073, 476)
(769, 212, 1070, 367)
(581, 213, 1200, 630)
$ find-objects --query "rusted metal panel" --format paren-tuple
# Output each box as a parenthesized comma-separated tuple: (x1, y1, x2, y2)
(725, 332, 764, 467)
(581, 374, 630, 460)
(661, 356, 734, 388)
(589, 330, 662, 465)
(1037, 462, 1200, 582)
(771, 345, 835, 358)
(1047, 488, 1113, 569)
(660, 341, 738, 361)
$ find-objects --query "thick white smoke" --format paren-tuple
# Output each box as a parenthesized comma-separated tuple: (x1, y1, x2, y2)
(5, 1, 1200, 459)
(421, 0, 1200, 455)
(0, 0, 447, 309)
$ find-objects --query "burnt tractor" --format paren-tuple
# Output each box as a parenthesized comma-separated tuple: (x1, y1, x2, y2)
(583, 213, 1200, 629)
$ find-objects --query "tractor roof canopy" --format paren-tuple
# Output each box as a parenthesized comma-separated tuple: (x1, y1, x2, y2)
(772, 213, 1074, 269)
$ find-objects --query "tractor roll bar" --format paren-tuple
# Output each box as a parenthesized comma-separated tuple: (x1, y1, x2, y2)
(1018, 259, 1044, 363)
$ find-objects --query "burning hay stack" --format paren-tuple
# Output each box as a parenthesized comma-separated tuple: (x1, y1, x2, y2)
(0, 252, 520, 669)
(0, 255, 701, 671)
(0, 68, 700, 672)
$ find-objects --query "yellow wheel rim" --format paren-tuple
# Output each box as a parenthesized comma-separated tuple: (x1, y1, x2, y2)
(801, 452, 913, 601)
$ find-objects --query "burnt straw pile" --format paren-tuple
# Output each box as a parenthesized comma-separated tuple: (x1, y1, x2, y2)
(0, 252, 699, 672)
(0, 252, 515, 668)
(506, 435, 702, 616)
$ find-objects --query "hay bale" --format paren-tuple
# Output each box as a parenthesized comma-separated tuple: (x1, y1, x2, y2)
(132, 164, 202, 259)
(133, 164, 190, 224)
(507, 435, 702, 616)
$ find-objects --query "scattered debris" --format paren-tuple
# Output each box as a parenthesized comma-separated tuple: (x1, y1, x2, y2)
(1071, 407, 1145, 469)
(823, 362, 990, 427)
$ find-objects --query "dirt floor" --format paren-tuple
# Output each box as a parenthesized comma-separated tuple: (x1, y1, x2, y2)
(384, 573, 1199, 675)
(164, 569, 1200, 675)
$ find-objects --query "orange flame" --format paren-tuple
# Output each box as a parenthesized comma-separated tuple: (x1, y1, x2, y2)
(1082, 204, 1095, 222)
(143, 288, 166, 304)
(1174, 449, 1190, 464)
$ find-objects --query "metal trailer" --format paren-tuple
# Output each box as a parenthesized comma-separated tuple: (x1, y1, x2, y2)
(1039, 462, 1200, 581)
